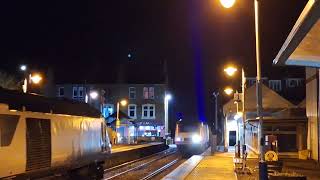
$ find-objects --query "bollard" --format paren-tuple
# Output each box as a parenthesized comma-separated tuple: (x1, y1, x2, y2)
(259, 161, 268, 180)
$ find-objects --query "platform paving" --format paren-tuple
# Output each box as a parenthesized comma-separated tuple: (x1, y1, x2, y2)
(185, 152, 236, 180)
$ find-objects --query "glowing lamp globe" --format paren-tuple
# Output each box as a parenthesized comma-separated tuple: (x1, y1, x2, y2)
(220, 0, 236, 8)
(224, 66, 237, 77)
(90, 91, 99, 99)
(120, 99, 127, 106)
(224, 87, 234, 95)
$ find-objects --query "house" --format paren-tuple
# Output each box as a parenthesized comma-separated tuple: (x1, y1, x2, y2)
(48, 83, 168, 142)
(273, 0, 320, 161)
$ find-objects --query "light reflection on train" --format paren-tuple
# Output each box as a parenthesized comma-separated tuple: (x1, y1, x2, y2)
(175, 121, 210, 154)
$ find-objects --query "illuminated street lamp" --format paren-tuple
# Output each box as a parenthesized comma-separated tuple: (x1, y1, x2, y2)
(19, 64, 43, 93)
(89, 91, 99, 99)
(120, 99, 127, 106)
(220, 0, 236, 8)
(224, 66, 238, 77)
(224, 87, 234, 96)
(164, 93, 172, 138)
(20, 65, 27, 71)
(30, 74, 42, 84)
(116, 99, 128, 130)
(220, 0, 267, 178)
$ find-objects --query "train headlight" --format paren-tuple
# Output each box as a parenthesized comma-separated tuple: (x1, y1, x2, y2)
(192, 134, 202, 143)
(175, 137, 182, 142)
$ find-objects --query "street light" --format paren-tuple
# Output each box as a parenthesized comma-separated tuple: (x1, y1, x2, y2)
(224, 66, 237, 77)
(164, 93, 172, 138)
(224, 65, 247, 157)
(20, 65, 27, 71)
(89, 91, 99, 99)
(120, 99, 127, 106)
(220, 0, 236, 8)
(224, 87, 234, 95)
(30, 74, 42, 84)
(116, 99, 128, 132)
(220, 0, 266, 178)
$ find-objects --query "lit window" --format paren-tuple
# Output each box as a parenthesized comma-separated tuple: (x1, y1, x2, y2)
(72, 87, 78, 98)
(129, 87, 136, 99)
(269, 80, 282, 92)
(143, 87, 155, 99)
(149, 87, 154, 99)
(143, 87, 149, 99)
(103, 104, 114, 117)
(58, 87, 64, 97)
(128, 104, 137, 118)
(142, 104, 156, 119)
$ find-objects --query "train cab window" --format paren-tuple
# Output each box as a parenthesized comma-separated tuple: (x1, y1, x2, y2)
(0, 114, 19, 147)
(178, 122, 199, 132)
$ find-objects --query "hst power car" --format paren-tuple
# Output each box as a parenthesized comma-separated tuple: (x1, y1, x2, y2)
(175, 121, 210, 154)
(0, 89, 111, 179)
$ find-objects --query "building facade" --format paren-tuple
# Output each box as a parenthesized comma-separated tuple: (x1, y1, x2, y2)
(246, 77, 305, 103)
(49, 83, 167, 139)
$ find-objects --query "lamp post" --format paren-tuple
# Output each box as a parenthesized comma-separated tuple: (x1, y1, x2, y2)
(212, 92, 219, 134)
(116, 99, 127, 132)
(220, 0, 266, 178)
(20, 65, 43, 93)
(224, 66, 246, 152)
(164, 94, 172, 138)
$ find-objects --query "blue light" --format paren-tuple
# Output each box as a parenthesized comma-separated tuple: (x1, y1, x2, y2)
(128, 53, 132, 58)
(190, 1, 206, 123)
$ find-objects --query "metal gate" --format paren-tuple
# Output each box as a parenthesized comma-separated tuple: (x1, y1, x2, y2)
(26, 118, 51, 171)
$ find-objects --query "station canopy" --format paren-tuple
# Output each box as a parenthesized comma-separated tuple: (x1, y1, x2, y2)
(273, 0, 320, 67)
(223, 84, 294, 115)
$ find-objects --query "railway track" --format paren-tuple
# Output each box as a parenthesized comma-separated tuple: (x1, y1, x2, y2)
(103, 147, 183, 180)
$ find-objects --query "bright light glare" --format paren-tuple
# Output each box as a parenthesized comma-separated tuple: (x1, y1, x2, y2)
(30, 74, 42, 84)
(234, 112, 243, 120)
(90, 91, 99, 99)
(120, 99, 127, 106)
(175, 137, 181, 142)
(20, 65, 27, 71)
(224, 66, 237, 76)
(224, 87, 234, 95)
(220, 0, 236, 8)
(165, 94, 172, 101)
(192, 134, 202, 143)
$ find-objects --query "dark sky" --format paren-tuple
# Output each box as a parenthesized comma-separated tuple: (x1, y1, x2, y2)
(0, 0, 308, 125)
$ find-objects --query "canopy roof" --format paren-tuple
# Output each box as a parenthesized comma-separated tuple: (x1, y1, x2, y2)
(274, 0, 320, 67)
(223, 84, 294, 115)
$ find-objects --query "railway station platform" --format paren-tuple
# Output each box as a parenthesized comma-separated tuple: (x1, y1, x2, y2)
(163, 150, 236, 180)
(111, 142, 163, 154)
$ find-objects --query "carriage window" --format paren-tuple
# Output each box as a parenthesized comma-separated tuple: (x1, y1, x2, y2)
(0, 114, 19, 147)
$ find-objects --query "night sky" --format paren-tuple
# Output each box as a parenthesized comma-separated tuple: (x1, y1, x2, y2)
(0, 0, 308, 125)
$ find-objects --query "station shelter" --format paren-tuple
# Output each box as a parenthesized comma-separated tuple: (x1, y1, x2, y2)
(223, 84, 306, 156)
(273, 0, 320, 161)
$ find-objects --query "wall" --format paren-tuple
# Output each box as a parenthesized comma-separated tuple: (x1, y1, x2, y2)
(306, 67, 318, 160)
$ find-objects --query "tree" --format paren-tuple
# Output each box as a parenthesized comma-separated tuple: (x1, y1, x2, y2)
(0, 71, 21, 90)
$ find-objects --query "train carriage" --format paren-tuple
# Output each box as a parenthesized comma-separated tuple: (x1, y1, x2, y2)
(0, 88, 111, 179)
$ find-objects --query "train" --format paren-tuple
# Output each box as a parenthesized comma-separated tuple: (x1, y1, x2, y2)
(0, 88, 111, 179)
(175, 121, 210, 154)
